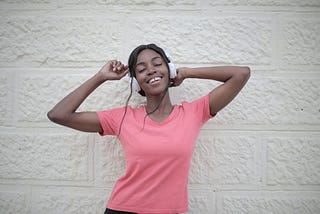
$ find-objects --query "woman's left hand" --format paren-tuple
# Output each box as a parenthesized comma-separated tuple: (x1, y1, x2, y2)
(172, 67, 187, 87)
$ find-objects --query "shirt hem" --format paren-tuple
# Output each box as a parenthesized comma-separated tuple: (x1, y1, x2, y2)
(107, 204, 188, 214)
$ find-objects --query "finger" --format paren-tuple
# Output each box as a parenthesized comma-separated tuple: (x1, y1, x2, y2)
(113, 61, 123, 72)
(115, 60, 122, 67)
(117, 63, 124, 71)
(111, 60, 119, 72)
(114, 65, 122, 74)
(109, 60, 117, 65)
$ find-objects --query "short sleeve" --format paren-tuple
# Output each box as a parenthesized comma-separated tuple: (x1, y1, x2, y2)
(96, 107, 126, 136)
(189, 94, 214, 124)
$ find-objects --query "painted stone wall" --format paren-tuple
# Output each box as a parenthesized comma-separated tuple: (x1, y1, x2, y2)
(0, 1, 319, 213)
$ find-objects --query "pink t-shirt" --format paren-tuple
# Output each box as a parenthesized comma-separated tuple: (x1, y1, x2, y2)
(97, 94, 213, 214)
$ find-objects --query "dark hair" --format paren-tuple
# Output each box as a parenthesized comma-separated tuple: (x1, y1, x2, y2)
(128, 43, 171, 96)
(117, 44, 172, 137)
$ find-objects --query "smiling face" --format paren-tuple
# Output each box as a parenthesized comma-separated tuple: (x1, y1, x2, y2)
(134, 49, 170, 96)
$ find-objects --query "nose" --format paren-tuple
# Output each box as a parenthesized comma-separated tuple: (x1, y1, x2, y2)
(146, 65, 156, 75)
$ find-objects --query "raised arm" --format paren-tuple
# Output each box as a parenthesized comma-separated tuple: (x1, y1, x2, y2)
(47, 60, 128, 132)
(174, 66, 250, 116)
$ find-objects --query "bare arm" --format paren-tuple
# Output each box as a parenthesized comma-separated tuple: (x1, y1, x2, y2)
(47, 60, 128, 132)
(174, 66, 250, 115)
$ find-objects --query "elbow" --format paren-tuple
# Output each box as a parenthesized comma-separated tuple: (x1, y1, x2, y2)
(47, 109, 67, 124)
(47, 109, 58, 123)
(240, 66, 251, 81)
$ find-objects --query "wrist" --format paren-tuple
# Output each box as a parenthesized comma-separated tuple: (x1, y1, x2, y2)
(179, 67, 192, 79)
(94, 71, 109, 84)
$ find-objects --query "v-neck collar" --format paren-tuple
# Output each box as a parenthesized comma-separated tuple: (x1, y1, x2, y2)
(142, 105, 178, 126)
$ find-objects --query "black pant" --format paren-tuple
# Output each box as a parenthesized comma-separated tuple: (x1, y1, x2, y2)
(104, 208, 137, 214)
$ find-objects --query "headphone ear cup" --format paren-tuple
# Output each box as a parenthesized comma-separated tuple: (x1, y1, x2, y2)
(130, 76, 141, 92)
(168, 62, 177, 79)
(165, 51, 177, 79)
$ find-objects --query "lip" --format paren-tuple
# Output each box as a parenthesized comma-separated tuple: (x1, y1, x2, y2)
(147, 75, 163, 84)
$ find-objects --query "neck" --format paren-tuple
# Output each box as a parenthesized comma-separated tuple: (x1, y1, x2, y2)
(145, 91, 173, 115)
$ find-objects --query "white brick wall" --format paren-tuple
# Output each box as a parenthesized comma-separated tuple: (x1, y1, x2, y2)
(0, 1, 319, 213)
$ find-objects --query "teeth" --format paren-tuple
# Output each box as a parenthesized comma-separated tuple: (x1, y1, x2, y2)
(149, 77, 161, 84)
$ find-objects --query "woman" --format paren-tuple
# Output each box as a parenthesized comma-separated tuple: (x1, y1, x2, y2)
(47, 44, 250, 214)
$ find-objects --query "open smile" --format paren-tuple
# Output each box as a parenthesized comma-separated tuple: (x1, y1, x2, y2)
(147, 76, 162, 85)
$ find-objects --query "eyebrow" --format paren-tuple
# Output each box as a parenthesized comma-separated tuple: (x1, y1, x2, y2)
(136, 56, 161, 67)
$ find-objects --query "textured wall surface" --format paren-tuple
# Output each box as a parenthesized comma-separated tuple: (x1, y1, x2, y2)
(0, 1, 319, 213)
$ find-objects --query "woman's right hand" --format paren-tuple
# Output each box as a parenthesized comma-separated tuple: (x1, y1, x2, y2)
(99, 60, 129, 81)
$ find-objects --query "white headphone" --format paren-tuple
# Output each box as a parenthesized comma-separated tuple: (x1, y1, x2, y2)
(129, 52, 177, 93)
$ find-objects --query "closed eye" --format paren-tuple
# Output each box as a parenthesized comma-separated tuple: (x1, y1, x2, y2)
(138, 68, 146, 73)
